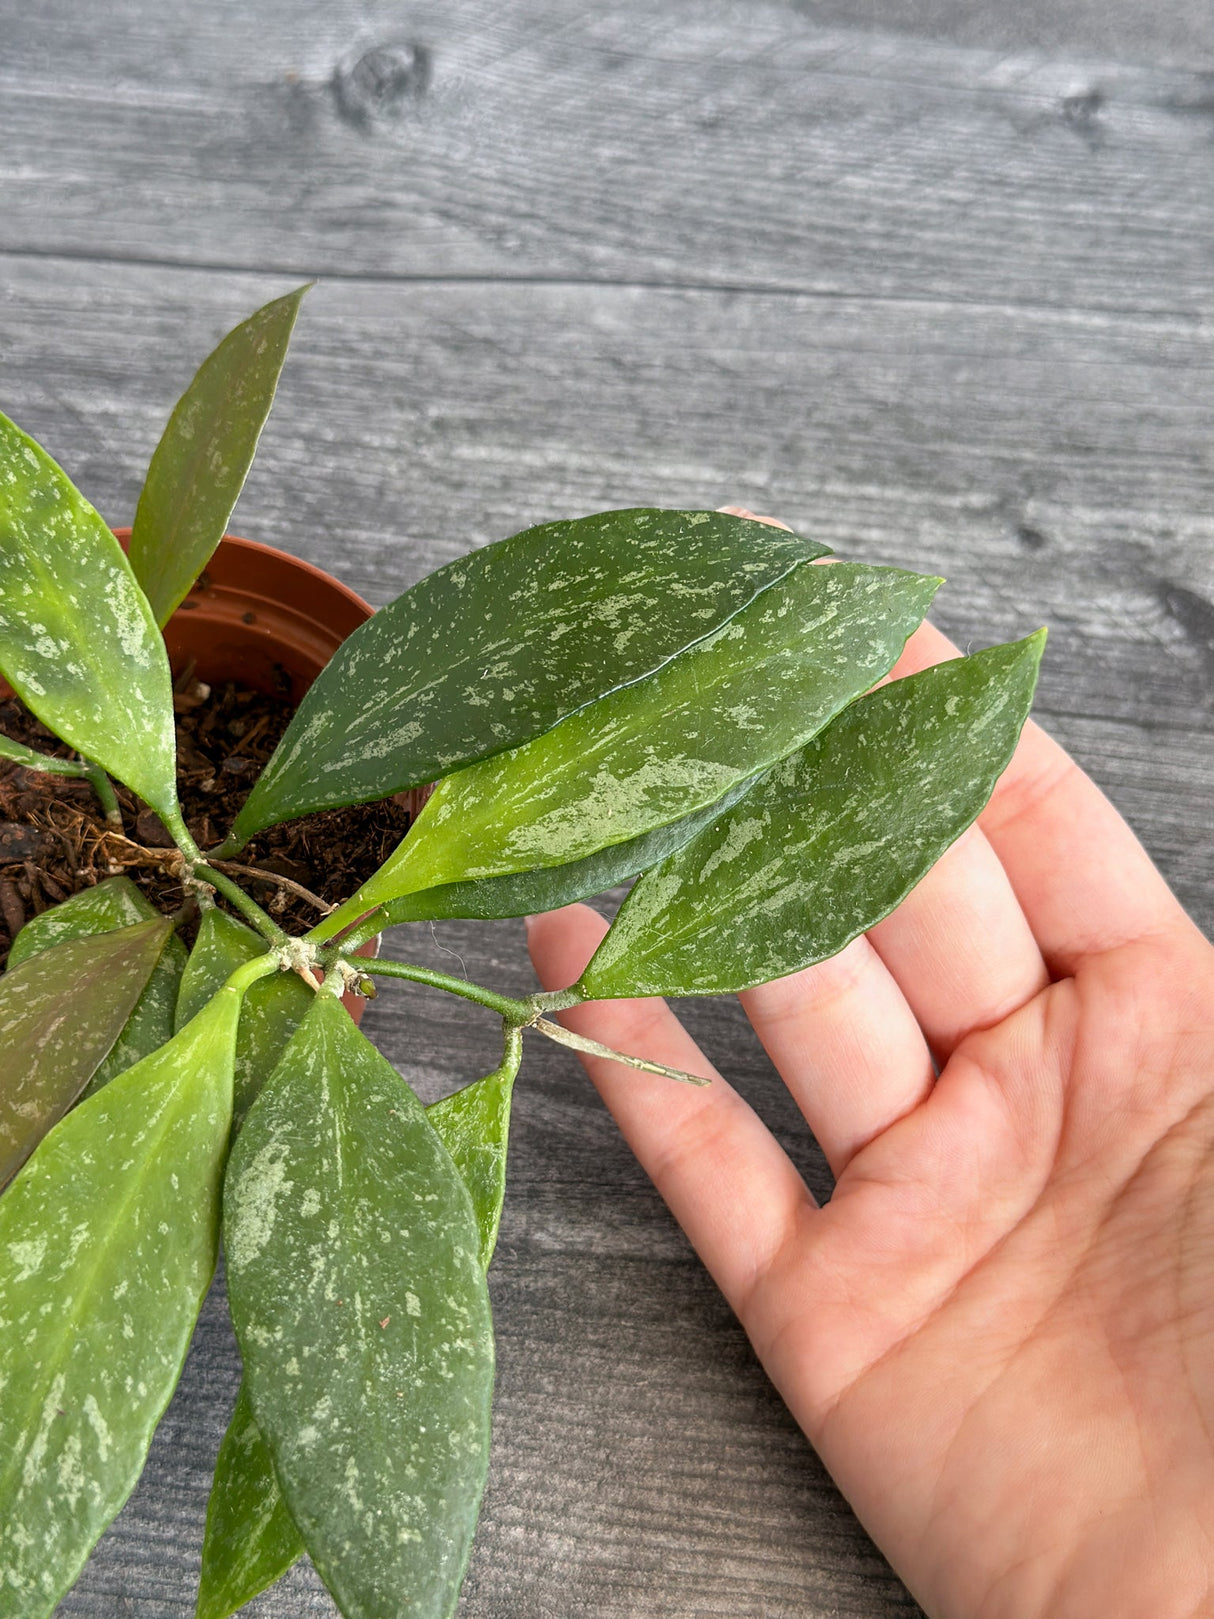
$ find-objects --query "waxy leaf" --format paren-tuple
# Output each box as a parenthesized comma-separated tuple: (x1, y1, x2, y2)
(224, 994, 494, 1619)
(175, 909, 313, 1125)
(130, 287, 309, 627)
(581, 632, 1046, 998)
(196, 1383, 303, 1619)
(7, 875, 158, 969)
(426, 1035, 521, 1271)
(230, 509, 830, 846)
(0, 988, 243, 1616)
(384, 773, 763, 923)
(196, 1052, 512, 1619)
(0, 918, 174, 1187)
(315, 562, 940, 939)
(8, 876, 187, 1095)
(0, 412, 179, 820)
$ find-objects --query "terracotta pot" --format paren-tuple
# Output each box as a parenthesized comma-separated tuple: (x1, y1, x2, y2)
(111, 529, 373, 703)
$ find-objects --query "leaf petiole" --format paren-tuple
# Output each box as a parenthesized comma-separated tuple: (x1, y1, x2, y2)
(357, 957, 533, 1022)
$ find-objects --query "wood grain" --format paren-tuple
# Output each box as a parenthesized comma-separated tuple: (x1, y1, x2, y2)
(1, 2, 1212, 314)
(2, 0, 1212, 1613)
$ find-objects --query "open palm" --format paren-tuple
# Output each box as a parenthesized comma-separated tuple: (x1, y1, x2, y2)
(527, 618, 1214, 1619)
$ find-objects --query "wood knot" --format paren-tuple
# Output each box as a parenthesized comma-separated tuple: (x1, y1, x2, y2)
(331, 43, 430, 129)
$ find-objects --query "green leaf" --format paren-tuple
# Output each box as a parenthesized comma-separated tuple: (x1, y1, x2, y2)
(384, 772, 763, 923)
(229, 509, 830, 846)
(176, 909, 313, 1125)
(129, 287, 310, 627)
(580, 631, 1046, 998)
(194, 1049, 515, 1619)
(196, 1383, 303, 1619)
(8, 876, 187, 1095)
(224, 994, 494, 1619)
(314, 562, 940, 940)
(0, 918, 175, 1188)
(427, 1026, 523, 1271)
(7, 875, 157, 970)
(0, 412, 179, 821)
(0, 987, 242, 1616)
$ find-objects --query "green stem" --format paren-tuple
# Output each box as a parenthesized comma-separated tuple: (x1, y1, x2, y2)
(83, 763, 123, 827)
(490, 1020, 525, 1086)
(221, 952, 282, 998)
(0, 738, 89, 779)
(360, 957, 533, 1024)
(207, 830, 246, 861)
(160, 808, 288, 948)
(200, 865, 288, 947)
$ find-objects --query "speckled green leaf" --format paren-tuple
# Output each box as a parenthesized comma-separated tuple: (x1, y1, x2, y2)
(129, 287, 309, 627)
(425, 1033, 522, 1272)
(385, 773, 763, 924)
(581, 632, 1046, 998)
(224, 994, 494, 1619)
(230, 509, 829, 846)
(0, 412, 178, 820)
(7, 876, 157, 971)
(0, 918, 174, 1188)
(195, 1058, 508, 1619)
(314, 562, 940, 941)
(0, 989, 242, 1617)
(175, 909, 313, 1126)
(195, 1382, 303, 1619)
(8, 877, 187, 1096)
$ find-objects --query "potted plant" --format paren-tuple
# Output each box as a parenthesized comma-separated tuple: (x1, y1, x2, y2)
(0, 290, 1045, 1619)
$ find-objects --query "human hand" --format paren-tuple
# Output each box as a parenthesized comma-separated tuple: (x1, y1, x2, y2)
(526, 615, 1214, 1619)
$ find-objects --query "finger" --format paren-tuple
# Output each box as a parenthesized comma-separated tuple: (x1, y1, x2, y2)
(885, 619, 1190, 974)
(526, 905, 814, 1314)
(865, 822, 1049, 1062)
(715, 505, 792, 531)
(739, 935, 935, 1177)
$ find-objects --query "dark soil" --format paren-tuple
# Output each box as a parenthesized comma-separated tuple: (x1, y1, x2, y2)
(0, 675, 428, 969)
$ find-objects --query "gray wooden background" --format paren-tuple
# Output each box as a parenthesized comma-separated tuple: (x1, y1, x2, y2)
(3, 2, 1212, 1614)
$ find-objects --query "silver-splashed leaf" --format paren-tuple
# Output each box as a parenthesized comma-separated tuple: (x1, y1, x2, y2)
(224, 994, 494, 1619)
(581, 631, 1046, 997)
(231, 508, 830, 844)
(0, 412, 178, 819)
(315, 561, 940, 939)
(0, 918, 175, 1187)
(0, 990, 241, 1616)
(129, 286, 309, 627)
(8, 877, 186, 1096)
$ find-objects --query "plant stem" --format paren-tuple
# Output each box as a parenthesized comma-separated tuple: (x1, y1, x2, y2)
(488, 1020, 525, 1086)
(199, 864, 289, 946)
(221, 952, 282, 998)
(161, 808, 289, 948)
(83, 763, 123, 827)
(209, 859, 334, 916)
(360, 957, 533, 1023)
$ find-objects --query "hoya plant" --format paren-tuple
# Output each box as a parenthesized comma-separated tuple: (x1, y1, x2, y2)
(0, 289, 1045, 1619)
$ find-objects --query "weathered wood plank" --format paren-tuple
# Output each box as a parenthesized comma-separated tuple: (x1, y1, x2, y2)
(2, 0, 1212, 1600)
(2, 1, 1212, 315)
